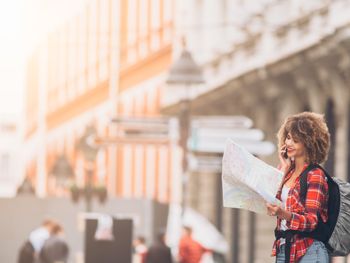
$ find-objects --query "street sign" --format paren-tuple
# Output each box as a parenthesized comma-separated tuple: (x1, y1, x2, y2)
(95, 116, 275, 156)
(189, 138, 275, 156)
(191, 127, 264, 142)
(111, 117, 171, 130)
(92, 117, 179, 147)
(188, 154, 222, 173)
(188, 116, 276, 156)
(191, 116, 253, 129)
(92, 136, 170, 146)
(112, 117, 177, 137)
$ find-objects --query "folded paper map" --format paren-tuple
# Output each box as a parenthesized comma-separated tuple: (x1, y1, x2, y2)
(222, 139, 283, 214)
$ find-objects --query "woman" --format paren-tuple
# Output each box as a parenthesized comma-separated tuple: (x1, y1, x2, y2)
(266, 112, 330, 263)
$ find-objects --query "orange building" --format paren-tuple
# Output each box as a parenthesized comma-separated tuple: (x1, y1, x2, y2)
(24, 0, 178, 203)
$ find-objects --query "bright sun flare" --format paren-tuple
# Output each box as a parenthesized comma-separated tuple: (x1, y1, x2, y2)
(0, 0, 24, 115)
(0, 0, 87, 115)
(0, 0, 44, 115)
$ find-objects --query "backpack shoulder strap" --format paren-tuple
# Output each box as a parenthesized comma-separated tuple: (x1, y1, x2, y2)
(299, 164, 320, 204)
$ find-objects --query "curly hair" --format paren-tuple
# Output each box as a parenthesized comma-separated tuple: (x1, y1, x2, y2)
(277, 112, 330, 164)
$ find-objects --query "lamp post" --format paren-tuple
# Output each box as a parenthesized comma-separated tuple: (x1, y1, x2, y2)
(76, 125, 105, 212)
(166, 46, 205, 215)
(50, 155, 75, 190)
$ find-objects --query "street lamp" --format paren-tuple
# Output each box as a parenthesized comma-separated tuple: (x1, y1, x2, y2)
(166, 49, 205, 85)
(50, 155, 75, 189)
(76, 125, 107, 212)
(166, 46, 205, 215)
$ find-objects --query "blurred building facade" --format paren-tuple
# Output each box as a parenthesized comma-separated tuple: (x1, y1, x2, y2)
(0, 116, 23, 197)
(24, 0, 178, 203)
(162, 0, 350, 262)
(24, 0, 350, 262)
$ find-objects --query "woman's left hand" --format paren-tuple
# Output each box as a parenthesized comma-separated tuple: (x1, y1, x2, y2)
(266, 203, 280, 216)
(266, 203, 291, 220)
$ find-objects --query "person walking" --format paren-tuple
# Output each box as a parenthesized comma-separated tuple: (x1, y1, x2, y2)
(178, 226, 209, 263)
(17, 241, 35, 263)
(133, 236, 148, 263)
(145, 232, 173, 263)
(17, 219, 56, 263)
(39, 223, 69, 263)
(266, 112, 330, 263)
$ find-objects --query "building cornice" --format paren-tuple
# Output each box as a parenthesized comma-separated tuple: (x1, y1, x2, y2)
(161, 1, 350, 114)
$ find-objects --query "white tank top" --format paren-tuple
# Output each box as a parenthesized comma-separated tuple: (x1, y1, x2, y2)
(279, 185, 290, 246)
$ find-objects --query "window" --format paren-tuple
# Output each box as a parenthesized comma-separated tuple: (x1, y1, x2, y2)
(127, 0, 137, 64)
(163, 0, 173, 42)
(138, 0, 148, 57)
(88, 0, 98, 87)
(99, 0, 110, 80)
(57, 29, 67, 105)
(0, 154, 10, 180)
(78, 12, 87, 93)
(67, 22, 77, 100)
(151, 0, 160, 50)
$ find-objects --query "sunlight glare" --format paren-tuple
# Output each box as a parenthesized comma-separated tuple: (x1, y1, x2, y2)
(0, 0, 24, 64)
(0, 0, 24, 115)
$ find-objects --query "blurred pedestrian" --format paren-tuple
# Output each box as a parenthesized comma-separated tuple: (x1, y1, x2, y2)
(39, 223, 69, 263)
(145, 232, 172, 263)
(17, 241, 34, 263)
(178, 226, 209, 263)
(133, 236, 148, 263)
(17, 219, 56, 263)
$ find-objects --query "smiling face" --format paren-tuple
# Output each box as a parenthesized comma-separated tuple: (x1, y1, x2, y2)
(285, 132, 307, 161)
(277, 112, 330, 164)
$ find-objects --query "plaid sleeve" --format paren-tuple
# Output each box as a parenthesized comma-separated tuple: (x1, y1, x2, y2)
(287, 169, 327, 231)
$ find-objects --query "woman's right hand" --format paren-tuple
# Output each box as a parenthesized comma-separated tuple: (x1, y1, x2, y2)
(278, 144, 291, 174)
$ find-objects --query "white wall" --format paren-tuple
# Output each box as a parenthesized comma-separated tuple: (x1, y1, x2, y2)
(0, 118, 24, 197)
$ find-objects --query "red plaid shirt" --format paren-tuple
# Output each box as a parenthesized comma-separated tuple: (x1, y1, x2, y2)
(271, 163, 328, 262)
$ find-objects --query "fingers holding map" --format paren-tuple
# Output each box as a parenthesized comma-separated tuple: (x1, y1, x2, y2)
(222, 139, 283, 214)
